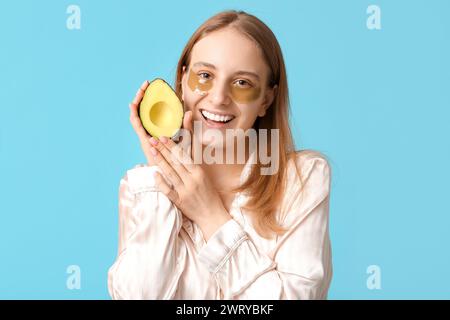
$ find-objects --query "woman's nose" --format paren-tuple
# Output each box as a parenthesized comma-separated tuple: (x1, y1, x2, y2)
(208, 81, 231, 106)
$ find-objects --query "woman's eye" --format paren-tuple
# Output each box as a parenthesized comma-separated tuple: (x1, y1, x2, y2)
(198, 72, 211, 80)
(234, 79, 251, 88)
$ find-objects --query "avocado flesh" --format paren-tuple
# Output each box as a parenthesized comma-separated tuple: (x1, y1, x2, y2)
(139, 79, 183, 138)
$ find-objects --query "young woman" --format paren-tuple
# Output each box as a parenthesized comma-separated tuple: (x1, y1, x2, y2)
(108, 10, 332, 300)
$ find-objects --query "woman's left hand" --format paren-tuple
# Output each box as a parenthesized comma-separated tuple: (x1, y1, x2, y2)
(148, 111, 232, 241)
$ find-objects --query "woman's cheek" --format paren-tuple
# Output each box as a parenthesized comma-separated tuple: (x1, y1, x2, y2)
(182, 94, 199, 114)
(235, 104, 260, 130)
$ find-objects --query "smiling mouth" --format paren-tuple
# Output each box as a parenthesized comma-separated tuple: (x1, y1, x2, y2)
(200, 109, 235, 124)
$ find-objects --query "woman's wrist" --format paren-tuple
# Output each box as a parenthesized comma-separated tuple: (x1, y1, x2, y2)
(196, 207, 232, 242)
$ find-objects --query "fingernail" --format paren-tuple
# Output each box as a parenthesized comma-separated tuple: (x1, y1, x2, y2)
(160, 136, 168, 144)
(133, 97, 139, 104)
(149, 137, 158, 146)
(150, 147, 157, 156)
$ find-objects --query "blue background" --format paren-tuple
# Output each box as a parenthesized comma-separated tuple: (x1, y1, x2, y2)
(1, 0, 449, 299)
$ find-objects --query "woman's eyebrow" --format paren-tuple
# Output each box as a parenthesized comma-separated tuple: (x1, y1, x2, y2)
(193, 61, 216, 69)
(234, 70, 260, 80)
(192, 61, 260, 80)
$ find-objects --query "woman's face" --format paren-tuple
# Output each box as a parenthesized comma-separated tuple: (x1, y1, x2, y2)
(181, 27, 276, 146)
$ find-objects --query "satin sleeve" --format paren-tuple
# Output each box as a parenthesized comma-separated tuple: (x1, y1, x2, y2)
(107, 164, 187, 299)
(197, 154, 332, 299)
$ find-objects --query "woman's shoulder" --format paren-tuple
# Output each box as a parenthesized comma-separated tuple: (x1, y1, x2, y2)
(120, 163, 147, 182)
(277, 150, 332, 224)
(119, 163, 160, 194)
(286, 149, 332, 195)
(289, 149, 330, 163)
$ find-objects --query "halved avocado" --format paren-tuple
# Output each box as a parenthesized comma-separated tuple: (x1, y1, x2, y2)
(139, 79, 184, 138)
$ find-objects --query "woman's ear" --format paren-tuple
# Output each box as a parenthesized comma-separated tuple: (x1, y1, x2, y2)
(258, 84, 277, 117)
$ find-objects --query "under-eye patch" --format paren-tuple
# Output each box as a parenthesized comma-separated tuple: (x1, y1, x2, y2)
(229, 82, 261, 104)
(187, 69, 212, 96)
(187, 68, 261, 104)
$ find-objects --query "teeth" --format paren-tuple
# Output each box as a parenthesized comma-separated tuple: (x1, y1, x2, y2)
(201, 110, 234, 122)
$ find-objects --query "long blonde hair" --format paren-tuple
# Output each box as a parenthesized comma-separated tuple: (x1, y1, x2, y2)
(175, 10, 303, 239)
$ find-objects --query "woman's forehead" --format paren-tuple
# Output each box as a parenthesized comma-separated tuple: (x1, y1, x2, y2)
(189, 29, 268, 77)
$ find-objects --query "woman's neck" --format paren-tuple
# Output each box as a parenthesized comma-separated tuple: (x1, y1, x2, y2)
(201, 162, 244, 187)
(199, 144, 251, 192)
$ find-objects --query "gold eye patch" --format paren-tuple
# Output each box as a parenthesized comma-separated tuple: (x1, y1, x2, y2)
(230, 83, 261, 104)
(187, 69, 212, 96)
(187, 69, 261, 104)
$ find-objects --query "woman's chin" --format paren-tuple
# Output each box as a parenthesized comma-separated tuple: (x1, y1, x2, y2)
(199, 133, 224, 147)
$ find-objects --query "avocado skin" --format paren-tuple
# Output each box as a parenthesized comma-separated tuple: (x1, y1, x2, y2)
(139, 78, 184, 138)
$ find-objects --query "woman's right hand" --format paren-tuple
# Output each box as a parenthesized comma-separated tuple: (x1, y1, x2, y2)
(129, 80, 157, 167)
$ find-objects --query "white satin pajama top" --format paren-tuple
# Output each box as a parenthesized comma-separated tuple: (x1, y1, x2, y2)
(107, 150, 332, 300)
